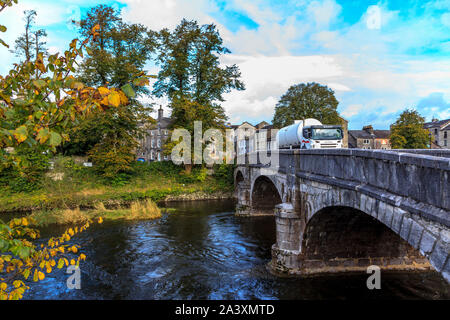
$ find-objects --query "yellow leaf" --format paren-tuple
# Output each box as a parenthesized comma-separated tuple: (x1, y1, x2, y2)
(107, 91, 121, 107)
(13, 125, 28, 143)
(0, 283, 6, 291)
(98, 87, 110, 96)
(38, 271, 45, 281)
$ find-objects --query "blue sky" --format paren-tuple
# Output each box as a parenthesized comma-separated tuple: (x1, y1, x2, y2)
(1, 0, 450, 129)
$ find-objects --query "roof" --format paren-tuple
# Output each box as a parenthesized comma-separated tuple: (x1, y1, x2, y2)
(158, 117, 173, 129)
(349, 129, 390, 139)
(373, 130, 391, 139)
(255, 121, 270, 129)
(424, 119, 450, 129)
(231, 121, 255, 129)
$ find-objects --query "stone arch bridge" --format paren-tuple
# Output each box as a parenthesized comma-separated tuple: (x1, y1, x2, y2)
(234, 149, 450, 283)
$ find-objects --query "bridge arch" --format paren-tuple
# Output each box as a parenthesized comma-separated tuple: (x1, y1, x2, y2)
(302, 205, 423, 264)
(234, 169, 245, 186)
(251, 175, 282, 215)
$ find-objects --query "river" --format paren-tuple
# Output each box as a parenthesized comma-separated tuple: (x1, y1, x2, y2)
(21, 200, 449, 300)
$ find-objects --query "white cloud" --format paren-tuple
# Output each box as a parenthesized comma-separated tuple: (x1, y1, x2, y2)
(341, 104, 364, 118)
(306, 0, 342, 28)
(220, 54, 350, 124)
(120, 0, 218, 30)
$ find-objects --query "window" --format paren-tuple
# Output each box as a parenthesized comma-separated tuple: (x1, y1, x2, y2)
(164, 155, 168, 160)
(445, 140, 448, 147)
(150, 151, 154, 160)
(151, 139, 154, 148)
(157, 153, 161, 161)
(363, 139, 370, 144)
(445, 131, 448, 139)
(157, 139, 161, 148)
(435, 129, 438, 135)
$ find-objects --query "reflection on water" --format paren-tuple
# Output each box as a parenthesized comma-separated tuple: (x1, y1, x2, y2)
(21, 200, 449, 300)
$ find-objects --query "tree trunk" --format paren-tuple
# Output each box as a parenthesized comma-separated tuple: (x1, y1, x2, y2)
(184, 163, 192, 174)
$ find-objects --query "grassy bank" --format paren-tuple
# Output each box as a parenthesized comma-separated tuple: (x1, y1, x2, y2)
(0, 158, 235, 214)
(28, 199, 169, 226)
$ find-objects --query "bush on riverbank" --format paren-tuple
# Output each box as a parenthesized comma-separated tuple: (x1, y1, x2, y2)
(0, 157, 234, 213)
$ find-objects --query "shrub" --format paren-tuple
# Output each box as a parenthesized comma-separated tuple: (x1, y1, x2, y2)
(0, 149, 51, 193)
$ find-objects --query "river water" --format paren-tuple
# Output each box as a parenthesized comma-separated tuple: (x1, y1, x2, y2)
(22, 200, 449, 300)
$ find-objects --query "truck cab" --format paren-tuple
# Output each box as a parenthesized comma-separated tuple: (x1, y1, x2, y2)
(302, 125, 344, 149)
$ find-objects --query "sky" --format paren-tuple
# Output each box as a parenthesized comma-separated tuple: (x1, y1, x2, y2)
(1, 0, 450, 129)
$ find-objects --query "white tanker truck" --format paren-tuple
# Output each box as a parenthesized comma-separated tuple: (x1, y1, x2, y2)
(276, 118, 344, 149)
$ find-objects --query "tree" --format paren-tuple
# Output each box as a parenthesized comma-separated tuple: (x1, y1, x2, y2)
(12, 10, 47, 63)
(272, 82, 341, 128)
(32, 28, 48, 60)
(61, 5, 156, 178)
(390, 109, 429, 149)
(154, 19, 244, 170)
(0, 2, 113, 300)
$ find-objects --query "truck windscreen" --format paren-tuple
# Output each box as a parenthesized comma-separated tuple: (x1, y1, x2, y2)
(311, 128, 343, 140)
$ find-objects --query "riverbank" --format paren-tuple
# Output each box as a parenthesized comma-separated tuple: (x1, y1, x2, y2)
(27, 199, 169, 226)
(0, 159, 235, 215)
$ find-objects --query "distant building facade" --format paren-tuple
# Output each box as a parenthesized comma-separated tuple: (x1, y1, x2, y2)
(230, 121, 256, 156)
(338, 116, 349, 148)
(348, 125, 391, 149)
(424, 118, 450, 149)
(137, 106, 173, 162)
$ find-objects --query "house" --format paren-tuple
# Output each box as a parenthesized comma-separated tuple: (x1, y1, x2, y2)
(348, 125, 391, 149)
(137, 106, 173, 162)
(250, 123, 278, 152)
(338, 116, 349, 148)
(230, 121, 256, 156)
(424, 118, 450, 149)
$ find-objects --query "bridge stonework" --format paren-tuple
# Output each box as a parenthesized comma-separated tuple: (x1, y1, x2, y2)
(234, 149, 450, 283)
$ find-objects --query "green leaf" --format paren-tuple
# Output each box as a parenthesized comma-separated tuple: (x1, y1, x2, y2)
(33, 79, 47, 89)
(121, 84, 136, 98)
(133, 77, 149, 87)
(0, 25, 7, 33)
(36, 127, 50, 144)
(49, 131, 62, 147)
(0, 39, 8, 48)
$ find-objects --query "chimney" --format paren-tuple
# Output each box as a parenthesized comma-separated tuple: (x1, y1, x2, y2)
(363, 125, 374, 135)
(158, 105, 163, 122)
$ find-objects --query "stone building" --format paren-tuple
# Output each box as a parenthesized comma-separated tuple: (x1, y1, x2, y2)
(348, 125, 391, 149)
(230, 121, 257, 156)
(424, 118, 450, 149)
(338, 116, 349, 148)
(137, 106, 173, 162)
